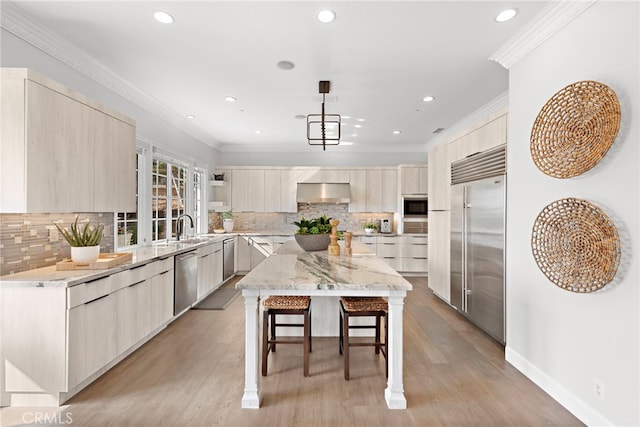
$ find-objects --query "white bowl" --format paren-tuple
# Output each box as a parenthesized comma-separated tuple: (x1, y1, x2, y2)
(364, 228, 375, 234)
(213, 229, 225, 234)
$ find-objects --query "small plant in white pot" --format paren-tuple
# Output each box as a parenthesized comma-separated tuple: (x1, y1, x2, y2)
(363, 222, 378, 234)
(55, 216, 104, 263)
(222, 210, 234, 233)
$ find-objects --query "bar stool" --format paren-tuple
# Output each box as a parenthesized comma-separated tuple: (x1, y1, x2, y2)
(339, 296, 388, 380)
(262, 295, 312, 377)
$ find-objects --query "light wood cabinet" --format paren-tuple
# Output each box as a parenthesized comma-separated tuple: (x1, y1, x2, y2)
(264, 170, 281, 213)
(197, 244, 216, 299)
(231, 169, 265, 212)
(116, 278, 152, 354)
(0, 68, 136, 213)
(381, 169, 398, 212)
(151, 269, 174, 330)
(236, 235, 270, 272)
(427, 144, 449, 211)
(348, 170, 367, 212)
(400, 165, 428, 195)
(299, 168, 349, 183)
(67, 291, 117, 390)
(428, 211, 451, 301)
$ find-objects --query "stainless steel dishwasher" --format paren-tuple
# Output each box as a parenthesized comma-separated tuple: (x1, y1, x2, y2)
(174, 251, 198, 315)
(223, 238, 235, 281)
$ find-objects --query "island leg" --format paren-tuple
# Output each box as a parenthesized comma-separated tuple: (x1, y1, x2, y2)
(241, 290, 262, 408)
(385, 294, 407, 409)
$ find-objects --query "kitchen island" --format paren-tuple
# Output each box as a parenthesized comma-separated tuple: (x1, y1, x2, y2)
(235, 240, 413, 409)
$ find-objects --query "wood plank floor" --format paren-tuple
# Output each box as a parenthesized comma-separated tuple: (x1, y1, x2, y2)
(1, 277, 583, 426)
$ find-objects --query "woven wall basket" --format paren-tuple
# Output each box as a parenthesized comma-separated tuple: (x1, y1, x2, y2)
(531, 198, 620, 293)
(530, 80, 621, 178)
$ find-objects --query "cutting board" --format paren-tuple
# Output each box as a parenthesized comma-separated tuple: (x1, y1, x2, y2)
(56, 253, 133, 271)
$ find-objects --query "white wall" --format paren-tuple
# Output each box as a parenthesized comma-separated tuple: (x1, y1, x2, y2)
(506, 2, 639, 426)
(0, 28, 218, 170)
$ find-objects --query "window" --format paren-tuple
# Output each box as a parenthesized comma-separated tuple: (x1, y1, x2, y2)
(151, 158, 194, 242)
(193, 170, 205, 233)
(115, 152, 140, 249)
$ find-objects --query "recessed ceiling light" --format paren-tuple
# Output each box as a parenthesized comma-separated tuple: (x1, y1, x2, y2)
(277, 60, 295, 70)
(393, 130, 402, 135)
(294, 114, 306, 120)
(354, 124, 362, 129)
(350, 133, 358, 137)
(254, 130, 262, 134)
(342, 115, 351, 119)
(423, 95, 435, 102)
(317, 10, 336, 23)
(224, 96, 237, 103)
(153, 11, 174, 24)
(496, 8, 518, 23)
(186, 115, 195, 119)
(356, 118, 366, 122)
(341, 141, 354, 146)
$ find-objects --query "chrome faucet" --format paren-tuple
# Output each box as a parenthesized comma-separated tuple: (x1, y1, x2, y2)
(176, 214, 194, 241)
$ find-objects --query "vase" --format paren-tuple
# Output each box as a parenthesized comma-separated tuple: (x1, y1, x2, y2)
(295, 234, 331, 252)
(223, 218, 234, 233)
(364, 228, 375, 234)
(71, 245, 100, 264)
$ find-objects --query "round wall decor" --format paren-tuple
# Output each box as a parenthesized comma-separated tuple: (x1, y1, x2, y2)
(530, 80, 621, 178)
(531, 198, 620, 293)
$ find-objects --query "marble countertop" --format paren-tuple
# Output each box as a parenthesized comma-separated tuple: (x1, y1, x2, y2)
(236, 240, 413, 293)
(0, 234, 235, 287)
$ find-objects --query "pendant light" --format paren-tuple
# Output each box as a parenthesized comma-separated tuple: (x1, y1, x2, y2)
(307, 81, 341, 150)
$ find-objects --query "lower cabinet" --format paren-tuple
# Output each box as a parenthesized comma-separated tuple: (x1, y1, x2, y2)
(237, 235, 270, 272)
(428, 211, 450, 301)
(197, 242, 224, 299)
(67, 292, 117, 390)
(151, 269, 174, 330)
(360, 235, 428, 274)
(116, 279, 152, 355)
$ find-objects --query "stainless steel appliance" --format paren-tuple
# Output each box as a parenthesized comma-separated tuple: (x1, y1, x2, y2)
(450, 144, 506, 344)
(380, 219, 392, 234)
(402, 196, 428, 234)
(174, 251, 198, 315)
(223, 237, 235, 281)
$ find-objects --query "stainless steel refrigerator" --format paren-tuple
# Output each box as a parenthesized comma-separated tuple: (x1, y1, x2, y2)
(450, 145, 506, 344)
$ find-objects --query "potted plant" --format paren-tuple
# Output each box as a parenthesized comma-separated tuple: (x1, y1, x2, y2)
(222, 210, 234, 233)
(55, 216, 104, 263)
(294, 215, 332, 251)
(363, 222, 378, 234)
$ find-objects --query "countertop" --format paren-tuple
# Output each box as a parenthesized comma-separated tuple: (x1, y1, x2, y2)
(0, 234, 235, 287)
(235, 240, 413, 292)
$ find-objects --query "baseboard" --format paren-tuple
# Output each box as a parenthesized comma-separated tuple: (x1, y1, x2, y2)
(505, 346, 612, 426)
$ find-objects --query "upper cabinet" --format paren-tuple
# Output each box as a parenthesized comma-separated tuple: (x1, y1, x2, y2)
(0, 68, 136, 213)
(399, 165, 428, 195)
(231, 169, 265, 212)
(427, 113, 508, 211)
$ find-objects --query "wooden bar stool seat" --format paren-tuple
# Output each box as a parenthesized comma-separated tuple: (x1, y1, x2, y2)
(339, 296, 388, 380)
(262, 295, 312, 377)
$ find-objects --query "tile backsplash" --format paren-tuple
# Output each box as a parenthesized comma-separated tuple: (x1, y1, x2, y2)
(208, 203, 396, 234)
(0, 213, 114, 276)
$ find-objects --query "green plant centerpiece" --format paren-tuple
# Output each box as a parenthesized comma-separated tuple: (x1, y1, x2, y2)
(55, 216, 104, 263)
(363, 222, 378, 234)
(294, 215, 332, 251)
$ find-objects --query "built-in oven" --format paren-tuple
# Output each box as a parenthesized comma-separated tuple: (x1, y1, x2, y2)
(403, 196, 428, 217)
(402, 196, 428, 234)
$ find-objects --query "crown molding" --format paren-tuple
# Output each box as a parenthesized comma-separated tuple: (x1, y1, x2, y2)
(1, 1, 221, 150)
(425, 91, 509, 150)
(489, 0, 598, 69)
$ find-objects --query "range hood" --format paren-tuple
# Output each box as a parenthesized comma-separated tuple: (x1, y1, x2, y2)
(296, 183, 351, 204)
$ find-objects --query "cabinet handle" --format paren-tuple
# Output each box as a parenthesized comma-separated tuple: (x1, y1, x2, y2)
(412, 257, 428, 260)
(129, 280, 145, 288)
(83, 275, 109, 285)
(159, 270, 170, 276)
(85, 294, 109, 305)
(201, 254, 211, 259)
(129, 264, 146, 271)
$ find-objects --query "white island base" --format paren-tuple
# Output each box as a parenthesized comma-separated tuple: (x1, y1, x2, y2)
(236, 241, 412, 410)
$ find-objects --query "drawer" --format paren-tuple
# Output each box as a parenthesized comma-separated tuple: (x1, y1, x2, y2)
(149, 256, 174, 275)
(196, 243, 214, 257)
(380, 257, 402, 271)
(401, 235, 428, 245)
(211, 241, 223, 252)
(272, 235, 294, 244)
(359, 236, 377, 245)
(377, 243, 400, 258)
(403, 244, 428, 258)
(377, 235, 401, 244)
(402, 257, 428, 273)
(67, 274, 115, 308)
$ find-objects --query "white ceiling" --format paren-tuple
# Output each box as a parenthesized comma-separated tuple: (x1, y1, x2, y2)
(6, 1, 548, 152)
